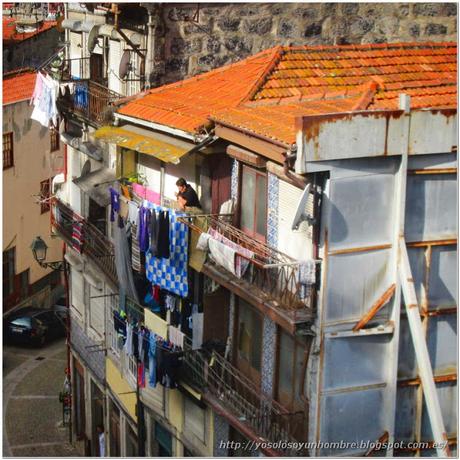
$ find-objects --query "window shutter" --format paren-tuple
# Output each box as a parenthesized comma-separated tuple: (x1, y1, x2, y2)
(89, 284, 104, 337)
(71, 269, 85, 320)
(278, 180, 314, 261)
(108, 39, 124, 95)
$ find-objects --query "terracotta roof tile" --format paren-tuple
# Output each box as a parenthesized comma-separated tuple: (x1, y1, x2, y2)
(118, 41, 456, 141)
(3, 18, 56, 42)
(2, 69, 36, 105)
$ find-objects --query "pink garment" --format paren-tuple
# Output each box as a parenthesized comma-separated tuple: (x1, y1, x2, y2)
(30, 72, 44, 106)
(208, 227, 254, 278)
(132, 182, 161, 205)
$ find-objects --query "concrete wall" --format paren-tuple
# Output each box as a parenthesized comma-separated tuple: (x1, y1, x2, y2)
(150, 2, 457, 85)
(3, 100, 63, 285)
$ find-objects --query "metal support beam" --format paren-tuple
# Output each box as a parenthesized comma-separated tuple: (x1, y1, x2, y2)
(398, 237, 451, 457)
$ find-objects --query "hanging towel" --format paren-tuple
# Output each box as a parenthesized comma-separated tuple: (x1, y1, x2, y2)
(208, 238, 237, 276)
(168, 325, 184, 348)
(208, 227, 254, 278)
(157, 211, 170, 258)
(138, 362, 146, 388)
(131, 224, 142, 273)
(132, 182, 161, 205)
(128, 201, 138, 225)
(196, 232, 211, 251)
(189, 216, 210, 272)
(148, 333, 157, 388)
(124, 323, 134, 356)
(71, 221, 84, 254)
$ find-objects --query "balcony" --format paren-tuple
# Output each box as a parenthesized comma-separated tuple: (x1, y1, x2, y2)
(51, 198, 118, 285)
(178, 215, 316, 328)
(181, 337, 307, 456)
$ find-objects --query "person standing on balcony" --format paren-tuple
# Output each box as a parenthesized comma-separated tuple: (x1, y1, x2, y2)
(175, 178, 201, 210)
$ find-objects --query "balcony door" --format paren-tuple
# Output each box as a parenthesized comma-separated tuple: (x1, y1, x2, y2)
(239, 165, 267, 242)
(234, 298, 262, 387)
(90, 53, 104, 85)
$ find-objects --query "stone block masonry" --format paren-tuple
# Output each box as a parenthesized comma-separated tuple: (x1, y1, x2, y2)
(149, 2, 457, 85)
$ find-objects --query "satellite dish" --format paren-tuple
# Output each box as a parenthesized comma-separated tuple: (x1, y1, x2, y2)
(291, 184, 315, 231)
(119, 50, 131, 79)
(87, 25, 100, 53)
(81, 160, 91, 177)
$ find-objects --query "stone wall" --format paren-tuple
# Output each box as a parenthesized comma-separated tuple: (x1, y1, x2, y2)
(149, 2, 457, 85)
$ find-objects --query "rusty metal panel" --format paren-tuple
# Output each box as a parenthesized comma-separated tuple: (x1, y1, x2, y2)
(428, 246, 457, 308)
(397, 317, 417, 380)
(302, 112, 407, 162)
(405, 173, 457, 242)
(409, 111, 457, 155)
(328, 173, 395, 250)
(427, 315, 457, 374)
(394, 386, 417, 442)
(319, 388, 387, 456)
(420, 382, 457, 440)
(325, 249, 393, 323)
(322, 335, 391, 390)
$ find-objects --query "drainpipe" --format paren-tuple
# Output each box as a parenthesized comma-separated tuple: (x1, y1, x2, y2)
(282, 147, 309, 189)
(63, 3, 69, 60)
(145, 10, 156, 89)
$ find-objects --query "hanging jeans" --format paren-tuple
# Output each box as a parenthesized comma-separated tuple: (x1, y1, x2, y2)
(148, 333, 157, 387)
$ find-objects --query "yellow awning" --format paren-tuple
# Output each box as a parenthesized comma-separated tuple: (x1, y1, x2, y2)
(94, 125, 193, 164)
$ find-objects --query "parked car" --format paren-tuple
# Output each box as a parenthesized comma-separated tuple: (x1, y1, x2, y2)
(3, 306, 67, 347)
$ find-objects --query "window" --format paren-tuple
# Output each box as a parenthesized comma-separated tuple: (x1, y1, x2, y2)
(3, 247, 15, 297)
(240, 165, 267, 241)
(3, 132, 14, 169)
(184, 397, 205, 442)
(50, 126, 60, 152)
(40, 178, 51, 213)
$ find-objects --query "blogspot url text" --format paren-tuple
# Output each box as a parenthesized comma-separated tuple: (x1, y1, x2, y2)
(219, 439, 449, 452)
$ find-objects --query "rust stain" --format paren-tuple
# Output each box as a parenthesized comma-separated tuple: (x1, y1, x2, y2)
(429, 107, 457, 118)
(408, 168, 457, 175)
(353, 284, 396, 332)
(407, 238, 457, 248)
(328, 243, 392, 256)
(426, 307, 457, 317)
(398, 373, 457, 388)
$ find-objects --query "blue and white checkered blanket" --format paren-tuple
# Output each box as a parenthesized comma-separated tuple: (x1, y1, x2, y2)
(144, 203, 189, 298)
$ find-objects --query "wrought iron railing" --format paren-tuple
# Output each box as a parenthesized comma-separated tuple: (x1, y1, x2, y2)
(57, 79, 121, 126)
(180, 337, 307, 456)
(51, 198, 118, 285)
(178, 215, 316, 311)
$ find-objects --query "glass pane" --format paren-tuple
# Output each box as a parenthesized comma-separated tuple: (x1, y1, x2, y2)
(241, 169, 255, 232)
(278, 330, 295, 394)
(11, 317, 31, 327)
(256, 174, 267, 237)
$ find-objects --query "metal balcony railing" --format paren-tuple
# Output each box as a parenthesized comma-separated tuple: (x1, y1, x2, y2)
(51, 198, 118, 285)
(57, 79, 121, 126)
(180, 337, 307, 456)
(178, 215, 316, 311)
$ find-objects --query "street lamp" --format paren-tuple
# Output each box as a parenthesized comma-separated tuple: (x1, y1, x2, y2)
(30, 236, 66, 271)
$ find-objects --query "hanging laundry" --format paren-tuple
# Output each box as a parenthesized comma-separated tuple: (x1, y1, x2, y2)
(138, 205, 152, 253)
(148, 209, 159, 257)
(131, 223, 143, 273)
(131, 182, 161, 205)
(71, 221, 84, 254)
(74, 81, 88, 110)
(30, 72, 59, 128)
(128, 201, 139, 225)
(109, 187, 120, 222)
(148, 333, 157, 388)
(165, 294, 176, 311)
(138, 362, 146, 388)
(157, 210, 170, 259)
(138, 328, 145, 362)
(208, 238, 237, 276)
(145, 205, 189, 298)
(124, 323, 134, 356)
(189, 215, 209, 272)
(114, 216, 139, 302)
(168, 325, 184, 348)
(209, 227, 254, 278)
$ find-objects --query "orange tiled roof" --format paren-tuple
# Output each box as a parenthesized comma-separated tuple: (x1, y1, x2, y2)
(3, 69, 36, 105)
(3, 18, 56, 42)
(118, 42, 457, 145)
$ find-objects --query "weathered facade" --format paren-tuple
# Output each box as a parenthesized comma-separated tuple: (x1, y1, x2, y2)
(34, 3, 458, 458)
(2, 70, 64, 310)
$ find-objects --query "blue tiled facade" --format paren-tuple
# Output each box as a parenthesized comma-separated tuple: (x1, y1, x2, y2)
(231, 159, 239, 200)
(267, 173, 279, 247)
(261, 316, 276, 396)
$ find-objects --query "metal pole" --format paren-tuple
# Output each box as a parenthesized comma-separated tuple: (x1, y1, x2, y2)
(136, 359, 145, 456)
(398, 237, 451, 457)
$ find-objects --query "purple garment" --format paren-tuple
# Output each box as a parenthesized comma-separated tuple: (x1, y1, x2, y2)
(137, 206, 151, 252)
(109, 187, 120, 222)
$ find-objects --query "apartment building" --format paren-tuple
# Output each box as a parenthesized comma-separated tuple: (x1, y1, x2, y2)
(43, 3, 457, 456)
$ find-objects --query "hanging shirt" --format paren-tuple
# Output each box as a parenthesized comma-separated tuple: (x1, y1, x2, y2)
(148, 333, 157, 387)
(137, 206, 151, 253)
(109, 187, 120, 222)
